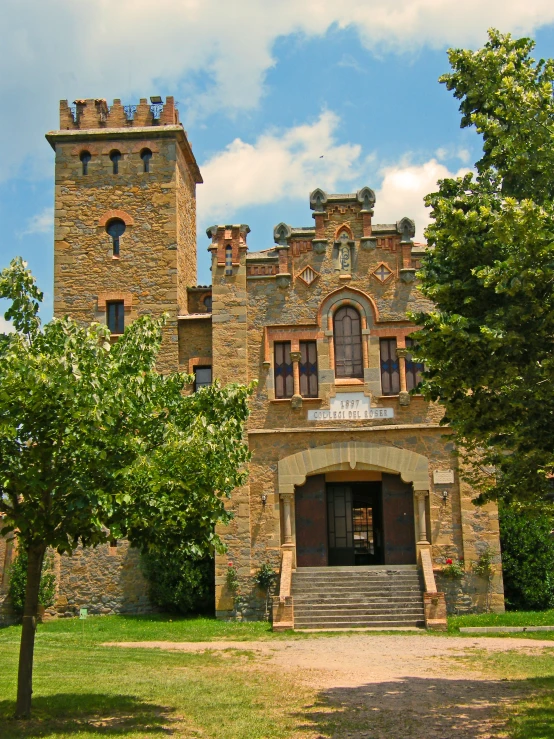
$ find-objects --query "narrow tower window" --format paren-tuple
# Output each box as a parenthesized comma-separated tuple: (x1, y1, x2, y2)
(194, 366, 212, 391)
(80, 150, 91, 175)
(225, 246, 233, 275)
(107, 301, 124, 334)
(110, 150, 122, 174)
(333, 306, 363, 378)
(140, 148, 152, 172)
(106, 218, 126, 257)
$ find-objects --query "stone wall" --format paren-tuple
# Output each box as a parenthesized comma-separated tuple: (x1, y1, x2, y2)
(47, 541, 155, 618)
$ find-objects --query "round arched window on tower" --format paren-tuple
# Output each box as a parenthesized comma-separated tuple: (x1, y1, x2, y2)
(110, 150, 122, 174)
(80, 150, 91, 175)
(106, 218, 126, 257)
(140, 148, 153, 173)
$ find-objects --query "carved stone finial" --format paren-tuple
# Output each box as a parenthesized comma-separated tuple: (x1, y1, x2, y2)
(273, 222, 292, 246)
(309, 188, 328, 213)
(357, 187, 376, 211)
(397, 217, 416, 244)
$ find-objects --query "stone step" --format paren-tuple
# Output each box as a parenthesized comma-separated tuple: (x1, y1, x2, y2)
(295, 618, 425, 629)
(293, 594, 423, 602)
(293, 565, 418, 575)
(295, 609, 425, 618)
(292, 588, 422, 596)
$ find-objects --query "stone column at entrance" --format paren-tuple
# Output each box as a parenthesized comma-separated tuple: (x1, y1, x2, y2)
(280, 493, 294, 545)
(415, 489, 430, 546)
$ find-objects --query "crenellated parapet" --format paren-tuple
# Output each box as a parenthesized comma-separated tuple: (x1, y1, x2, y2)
(59, 96, 180, 130)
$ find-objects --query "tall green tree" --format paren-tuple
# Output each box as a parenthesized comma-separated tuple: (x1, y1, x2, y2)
(413, 30, 554, 503)
(0, 258, 251, 718)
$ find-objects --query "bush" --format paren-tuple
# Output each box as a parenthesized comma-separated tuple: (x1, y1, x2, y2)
(141, 549, 215, 616)
(499, 503, 554, 610)
(8, 550, 56, 616)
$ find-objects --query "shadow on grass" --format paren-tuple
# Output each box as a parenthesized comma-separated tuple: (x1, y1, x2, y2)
(0, 693, 177, 738)
(296, 676, 554, 739)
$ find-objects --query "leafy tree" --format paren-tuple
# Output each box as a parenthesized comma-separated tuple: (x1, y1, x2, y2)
(0, 257, 251, 718)
(8, 551, 56, 616)
(499, 503, 554, 610)
(413, 30, 554, 503)
(141, 550, 215, 615)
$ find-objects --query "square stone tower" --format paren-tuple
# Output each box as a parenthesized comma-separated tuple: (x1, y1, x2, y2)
(46, 97, 202, 371)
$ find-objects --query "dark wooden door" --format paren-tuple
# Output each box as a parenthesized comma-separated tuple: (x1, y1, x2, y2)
(382, 473, 417, 564)
(295, 474, 327, 566)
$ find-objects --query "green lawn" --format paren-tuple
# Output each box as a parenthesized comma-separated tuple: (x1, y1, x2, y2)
(2, 614, 554, 738)
(448, 609, 554, 637)
(452, 648, 554, 739)
(0, 616, 314, 738)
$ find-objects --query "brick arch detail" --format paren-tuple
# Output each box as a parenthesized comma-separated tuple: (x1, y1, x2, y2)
(335, 223, 353, 239)
(317, 286, 379, 326)
(98, 210, 135, 227)
(277, 441, 430, 497)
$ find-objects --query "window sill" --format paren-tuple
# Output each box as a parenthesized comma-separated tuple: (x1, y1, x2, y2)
(270, 397, 322, 403)
(335, 378, 364, 386)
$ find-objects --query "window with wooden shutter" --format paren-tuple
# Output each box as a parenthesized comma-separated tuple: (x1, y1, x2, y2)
(405, 337, 424, 392)
(299, 340, 318, 397)
(380, 338, 400, 395)
(274, 342, 293, 398)
(333, 306, 363, 378)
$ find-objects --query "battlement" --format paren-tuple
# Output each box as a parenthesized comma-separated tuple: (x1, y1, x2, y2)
(59, 96, 179, 130)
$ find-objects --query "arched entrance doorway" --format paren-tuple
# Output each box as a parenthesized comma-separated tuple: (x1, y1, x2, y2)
(277, 442, 431, 567)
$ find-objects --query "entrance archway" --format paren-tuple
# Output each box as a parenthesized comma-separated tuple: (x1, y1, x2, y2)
(277, 442, 431, 565)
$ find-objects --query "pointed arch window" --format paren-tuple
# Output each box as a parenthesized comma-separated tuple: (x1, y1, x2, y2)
(333, 306, 363, 378)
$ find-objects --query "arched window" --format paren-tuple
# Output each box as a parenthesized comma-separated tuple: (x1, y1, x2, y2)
(80, 150, 91, 175)
(106, 218, 126, 257)
(140, 148, 152, 173)
(203, 295, 212, 312)
(110, 150, 122, 174)
(333, 306, 363, 378)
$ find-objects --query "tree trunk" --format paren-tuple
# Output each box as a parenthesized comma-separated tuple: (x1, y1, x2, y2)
(15, 543, 46, 719)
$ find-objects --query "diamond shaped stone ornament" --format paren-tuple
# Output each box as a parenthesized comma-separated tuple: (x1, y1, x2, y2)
(372, 262, 394, 283)
(298, 265, 319, 286)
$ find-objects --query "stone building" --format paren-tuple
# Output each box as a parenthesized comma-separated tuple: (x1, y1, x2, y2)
(0, 97, 504, 628)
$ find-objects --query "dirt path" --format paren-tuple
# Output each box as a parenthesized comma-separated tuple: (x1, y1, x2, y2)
(107, 636, 554, 738)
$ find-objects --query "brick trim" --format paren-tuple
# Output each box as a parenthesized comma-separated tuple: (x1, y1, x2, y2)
(70, 144, 101, 156)
(188, 356, 212, 374)
(98, 210, 135, 227)
(317, 286, 380, 325)
(97, 292, 133, 311)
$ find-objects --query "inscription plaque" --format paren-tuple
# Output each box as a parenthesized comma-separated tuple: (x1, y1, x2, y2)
(433, 469, 455, 484)
(307, 392, 395, 421)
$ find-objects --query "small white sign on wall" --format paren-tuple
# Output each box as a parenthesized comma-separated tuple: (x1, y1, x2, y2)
(433, 469, 455, 484)
(307, 392, 395, 421)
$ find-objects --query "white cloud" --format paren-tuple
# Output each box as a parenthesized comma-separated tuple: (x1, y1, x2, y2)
(0, 317, 13, 333)
(198, 111, 468, 241)
(1, 0, 554, 180)
(21, 207, 54, 236)
(374, 159, 470, 240)
(198, 112, 361, 224)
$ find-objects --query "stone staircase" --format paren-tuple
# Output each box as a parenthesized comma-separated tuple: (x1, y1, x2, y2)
(291, 565, 425, 630)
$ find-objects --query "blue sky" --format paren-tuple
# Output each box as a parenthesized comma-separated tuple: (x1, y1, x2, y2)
(1, 1, 554, 327)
